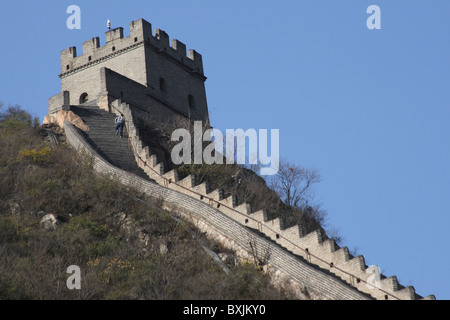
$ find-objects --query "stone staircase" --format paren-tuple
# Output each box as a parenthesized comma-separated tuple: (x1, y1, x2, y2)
(64, 100, 435, 300)
(64, 118, 373, 300)
(70, 102, 150, 180)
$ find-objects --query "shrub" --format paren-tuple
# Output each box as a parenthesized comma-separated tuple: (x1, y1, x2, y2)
(0, 106, 294, 300)
(19, 146, 53, 164)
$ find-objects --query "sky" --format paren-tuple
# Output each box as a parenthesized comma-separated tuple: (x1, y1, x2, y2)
(1, 0, 449, 300)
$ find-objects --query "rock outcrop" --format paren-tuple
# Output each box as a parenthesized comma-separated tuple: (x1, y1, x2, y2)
(40, 214, 62, 231)
(43, 110, 89, 132)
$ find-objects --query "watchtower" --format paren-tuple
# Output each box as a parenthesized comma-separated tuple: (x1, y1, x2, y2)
(49, 18, 209, 123)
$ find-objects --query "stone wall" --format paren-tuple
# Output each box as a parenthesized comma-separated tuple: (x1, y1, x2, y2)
(101, 100, 435, 301)
(47, 16, 436, 301)
(48, 91, 70, 115)
(58, 19, 208, 122)
(98, 67, 202, 124)
(61, 45, 146, 106)
(63, 119, 374, 300)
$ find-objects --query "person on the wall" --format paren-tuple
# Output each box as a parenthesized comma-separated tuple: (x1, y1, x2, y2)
(114, 114, 125, 138)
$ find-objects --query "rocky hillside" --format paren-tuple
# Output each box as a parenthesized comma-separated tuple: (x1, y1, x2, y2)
(0, 106, 297, 300)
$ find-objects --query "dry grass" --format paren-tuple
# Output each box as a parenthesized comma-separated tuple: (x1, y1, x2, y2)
(0, 106, 293, 300)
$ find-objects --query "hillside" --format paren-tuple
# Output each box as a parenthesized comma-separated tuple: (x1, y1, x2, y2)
(0, 106, 295, 300)
(134, 114, 327, 237)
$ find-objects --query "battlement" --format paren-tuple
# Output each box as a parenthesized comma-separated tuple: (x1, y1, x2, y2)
(60, 18, 204, 78)
(56, 18, 209, 122)
(51, 18, 433, 299)
(104, 99, 435, 301)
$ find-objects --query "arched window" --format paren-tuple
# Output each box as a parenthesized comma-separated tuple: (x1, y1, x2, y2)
(188, 94, 195, 109)
(159, 77, 167, 93)
(79, 93, 89, 104)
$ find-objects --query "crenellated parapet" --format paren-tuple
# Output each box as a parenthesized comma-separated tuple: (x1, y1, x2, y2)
(53, 18, 434, 299)
(63, 117, 370, 300)
(54, 18, 209, 124)
(60, 18, 204, 79)
(108, 98, 435, 301)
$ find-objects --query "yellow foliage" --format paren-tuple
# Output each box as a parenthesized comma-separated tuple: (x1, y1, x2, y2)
(87, 256, 134, 285)
(106, 256, 134, 271)
(87, 257, 101, 267)
(19, 146, 53, 163)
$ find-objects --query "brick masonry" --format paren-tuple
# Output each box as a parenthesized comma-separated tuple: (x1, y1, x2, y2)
(52, 18, 435, 301)
(100, 100, 435, 300)
(50, 19, 209, 122)
(63, 119, 372, 300)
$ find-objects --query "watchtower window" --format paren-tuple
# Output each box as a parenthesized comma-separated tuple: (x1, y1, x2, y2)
(159, 77, 167, 93)
(112, 46, 116, 52)
(79, 93, 89, 104)
(66, 65, 70, 70)
(134, 37, 138, 42)
(88, 56, 92, 61)
(188, 95, 195, 109)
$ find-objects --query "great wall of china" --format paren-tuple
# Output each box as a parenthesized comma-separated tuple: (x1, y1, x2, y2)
(46, 18, 435, 300)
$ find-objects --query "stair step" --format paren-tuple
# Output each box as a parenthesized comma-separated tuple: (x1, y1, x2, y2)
(71, 105, 149, 181)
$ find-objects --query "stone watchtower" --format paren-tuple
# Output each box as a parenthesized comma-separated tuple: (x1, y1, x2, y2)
(48, 18, 209, 124)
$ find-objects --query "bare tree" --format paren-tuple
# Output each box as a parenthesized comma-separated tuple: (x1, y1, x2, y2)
(269, 158, 320, 209)
(0, 104, 32, 123)
(248, 236, 271, 270)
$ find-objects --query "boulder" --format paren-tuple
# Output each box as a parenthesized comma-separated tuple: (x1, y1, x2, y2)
(218, 253, 238, 266)
(43, 110, 89, 131)
(159, 242, 169, 255)
(40, 214, 61, 231)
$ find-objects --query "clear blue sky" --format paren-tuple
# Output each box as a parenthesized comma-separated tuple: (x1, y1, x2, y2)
(1, 0, 449, 300)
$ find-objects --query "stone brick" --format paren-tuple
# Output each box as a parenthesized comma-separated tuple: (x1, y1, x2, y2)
(52, 18, 209, 123)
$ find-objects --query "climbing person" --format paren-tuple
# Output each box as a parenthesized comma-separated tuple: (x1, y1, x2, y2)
(115, 113, 125, 138)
